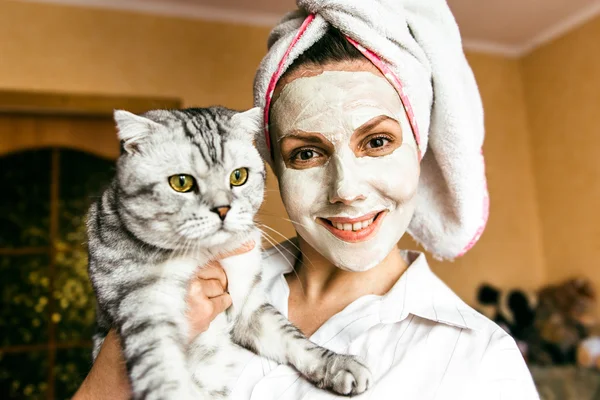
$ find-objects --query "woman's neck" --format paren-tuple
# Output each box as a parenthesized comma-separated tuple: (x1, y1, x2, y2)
(285, 236, 409, 336)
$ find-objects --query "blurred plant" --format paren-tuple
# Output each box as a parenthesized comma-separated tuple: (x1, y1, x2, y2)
(0, 255, 50, 347)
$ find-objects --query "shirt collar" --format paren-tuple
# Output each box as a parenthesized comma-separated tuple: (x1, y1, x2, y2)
(261, 240, 482, 331)
(379, 251, 481, 330)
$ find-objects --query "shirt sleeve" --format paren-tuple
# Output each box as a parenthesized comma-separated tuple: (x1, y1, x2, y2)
(476, 328, 540, 400)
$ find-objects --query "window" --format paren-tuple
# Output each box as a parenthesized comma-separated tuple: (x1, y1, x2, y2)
(0, 148, 114, 399)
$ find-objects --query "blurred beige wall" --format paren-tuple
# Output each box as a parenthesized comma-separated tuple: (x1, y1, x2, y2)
(521, 16, 600, 298)
(1, 1, 596, 308)
(0, 1, 267, 110)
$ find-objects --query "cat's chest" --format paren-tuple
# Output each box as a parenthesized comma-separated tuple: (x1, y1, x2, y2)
(188, 313, 252, 393)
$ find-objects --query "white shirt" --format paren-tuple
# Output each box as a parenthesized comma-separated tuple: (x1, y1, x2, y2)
(228, 240, 540, 400)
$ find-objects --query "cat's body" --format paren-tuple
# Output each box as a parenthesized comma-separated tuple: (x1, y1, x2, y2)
(87, 107, 371, 400)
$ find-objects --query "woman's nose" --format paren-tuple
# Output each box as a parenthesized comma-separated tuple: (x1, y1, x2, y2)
(328, 154, 367, 205)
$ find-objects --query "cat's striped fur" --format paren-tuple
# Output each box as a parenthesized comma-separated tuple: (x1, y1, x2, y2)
(87, 107, 371, 400)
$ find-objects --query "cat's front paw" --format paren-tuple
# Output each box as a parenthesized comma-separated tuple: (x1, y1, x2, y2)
(322, 355, 372, 396)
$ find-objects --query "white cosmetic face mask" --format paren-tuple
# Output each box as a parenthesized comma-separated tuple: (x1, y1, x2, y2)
(271, 71, 420, 272)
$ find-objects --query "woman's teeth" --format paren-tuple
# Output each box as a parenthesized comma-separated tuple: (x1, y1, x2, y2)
(332, 218, 374, 232)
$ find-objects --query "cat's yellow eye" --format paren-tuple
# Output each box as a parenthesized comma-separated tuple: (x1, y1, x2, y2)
(230, 168, 249, 187)
(168, 174, 196, 193)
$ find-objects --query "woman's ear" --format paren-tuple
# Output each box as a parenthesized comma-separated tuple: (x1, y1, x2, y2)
(114, 110, 161, 154)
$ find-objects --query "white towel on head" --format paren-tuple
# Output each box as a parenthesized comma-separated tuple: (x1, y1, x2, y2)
(253, 0, 488, 260)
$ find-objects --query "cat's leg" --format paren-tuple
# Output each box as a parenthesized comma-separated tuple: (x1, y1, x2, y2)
(188, 315, 239, 399)
(110, 270, 200, 400)
(232, 299, 372, 396)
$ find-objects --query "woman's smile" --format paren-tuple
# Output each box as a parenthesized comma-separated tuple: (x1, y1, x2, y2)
(316, 210, 387, 243)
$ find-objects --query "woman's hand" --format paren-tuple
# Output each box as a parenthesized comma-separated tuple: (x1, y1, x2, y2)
(73, 241, 256, 399)
(186, 241, 256, 339)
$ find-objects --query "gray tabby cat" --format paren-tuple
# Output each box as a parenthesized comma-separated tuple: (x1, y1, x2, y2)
(87, 106, 372, 400)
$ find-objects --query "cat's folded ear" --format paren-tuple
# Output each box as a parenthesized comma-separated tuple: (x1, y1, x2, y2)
(230, 107, 272, 167)
(114, 110, 162, 154)
(230, 107, 262, 138)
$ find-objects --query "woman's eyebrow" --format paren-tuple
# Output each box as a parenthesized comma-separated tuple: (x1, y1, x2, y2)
(354, 115, 396, 135)
(278, 131, 330, 144)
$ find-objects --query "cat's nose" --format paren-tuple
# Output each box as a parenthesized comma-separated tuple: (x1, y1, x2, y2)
(211, 205, 231, 221)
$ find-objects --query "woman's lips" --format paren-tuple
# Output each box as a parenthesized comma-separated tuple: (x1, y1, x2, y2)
(317, 211, 386, 243)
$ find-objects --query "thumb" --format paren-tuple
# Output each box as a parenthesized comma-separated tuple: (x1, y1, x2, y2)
(210, 293, 233, 318)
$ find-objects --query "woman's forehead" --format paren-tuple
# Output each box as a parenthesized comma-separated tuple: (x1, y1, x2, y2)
(272, 70, 403, 138)
(272, 59, 384, 103)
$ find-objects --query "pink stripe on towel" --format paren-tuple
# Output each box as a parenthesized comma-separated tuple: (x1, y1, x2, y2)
(263, 14, 316, 151)
(345, 37, 422, 160)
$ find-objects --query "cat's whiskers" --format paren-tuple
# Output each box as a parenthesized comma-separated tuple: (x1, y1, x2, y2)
(255, 211, 312, 230)
(176, 237, 192, 259)
(279, 217, 312, 230)
(164, 237, 191, 265)
(257, 229, 295, 268)
(184, 237, 204, 262)
(186, 239, 200, 265)
(255, 222, 315, 272)
(177, 219, 219, 240)
(257, 228, 306, 298)
(256, 228, 311, 295)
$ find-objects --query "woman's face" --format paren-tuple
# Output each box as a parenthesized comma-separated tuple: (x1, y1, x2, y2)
(270, 60, 420, 271)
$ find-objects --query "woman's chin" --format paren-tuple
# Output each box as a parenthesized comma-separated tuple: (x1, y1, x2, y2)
(320, 243, 389, 272)
(295, 223, 397, 272)
(334, 259, 381, 272)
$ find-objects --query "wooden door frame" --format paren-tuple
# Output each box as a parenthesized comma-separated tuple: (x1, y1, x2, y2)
(0, 89, 181, 116)
(0, 89, 182, 159)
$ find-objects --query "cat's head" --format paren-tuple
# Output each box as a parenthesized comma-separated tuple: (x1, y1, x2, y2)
(113, 107, 265, 251)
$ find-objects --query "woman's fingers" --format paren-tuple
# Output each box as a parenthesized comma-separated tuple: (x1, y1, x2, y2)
(195, 241, 256, 288)
(200, 279, 226, 298)
(195, 261, 228, 290)
(209, 293, 233, 318)
(186, 241, 254, 340)
(186, 286, 232, 338)
(186, 269, 232, 338)
(186, 283, 215, 336)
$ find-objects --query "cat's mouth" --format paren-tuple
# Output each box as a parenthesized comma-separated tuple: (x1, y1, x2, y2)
(316, 211, 386, 243)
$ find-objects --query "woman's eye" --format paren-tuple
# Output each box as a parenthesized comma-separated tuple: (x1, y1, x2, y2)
(366, 137, 389, 149)
(299, 150, 315, 160)
(292, 149, 320, 162)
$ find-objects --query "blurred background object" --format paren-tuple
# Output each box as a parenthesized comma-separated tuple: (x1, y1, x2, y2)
(476, 278, 598, 364)
(0, 0, 599, 398)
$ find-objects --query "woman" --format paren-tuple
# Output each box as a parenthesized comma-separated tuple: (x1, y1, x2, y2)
(75, 0, 539, 399)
